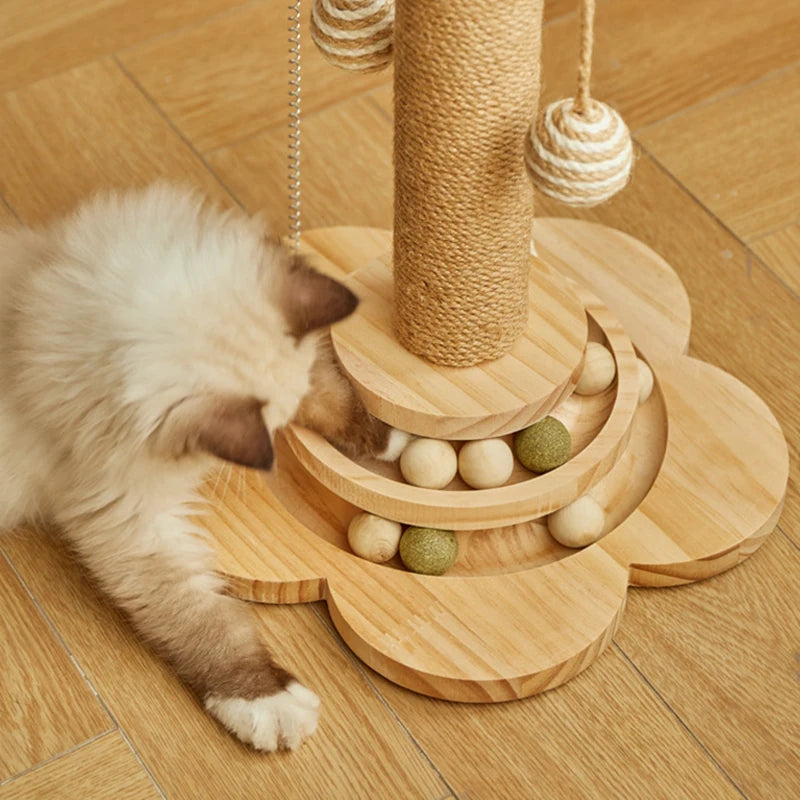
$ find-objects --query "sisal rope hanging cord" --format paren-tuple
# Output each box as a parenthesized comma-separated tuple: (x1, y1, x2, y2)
(310, 0, 394, 73)
(525, 0, 633, 207)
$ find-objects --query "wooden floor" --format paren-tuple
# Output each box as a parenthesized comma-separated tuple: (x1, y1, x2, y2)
(1, 0, 798, 797)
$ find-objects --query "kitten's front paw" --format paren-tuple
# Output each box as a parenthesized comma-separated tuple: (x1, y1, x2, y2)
(376, 428, 412, 462)
(205, 681, 320, 752)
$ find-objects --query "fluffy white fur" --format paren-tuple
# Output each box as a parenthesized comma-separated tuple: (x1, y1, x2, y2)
(206, 682, 321, 752)
(0, 184, 336, 750)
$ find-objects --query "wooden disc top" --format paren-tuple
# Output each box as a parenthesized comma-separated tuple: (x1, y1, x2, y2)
(330, 251, 588, 439)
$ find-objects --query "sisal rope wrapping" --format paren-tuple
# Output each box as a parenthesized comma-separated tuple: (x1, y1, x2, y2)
(525, 0, 633, 207)
(393, 0, 544, 368)
(310, 0, 394, 73)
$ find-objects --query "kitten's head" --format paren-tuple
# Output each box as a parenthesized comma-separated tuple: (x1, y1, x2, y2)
(19, 184, 358, 475)
(146, 242, 358, 472)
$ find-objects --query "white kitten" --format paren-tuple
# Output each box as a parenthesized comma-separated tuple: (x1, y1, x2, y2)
(0, 184, 404, 751)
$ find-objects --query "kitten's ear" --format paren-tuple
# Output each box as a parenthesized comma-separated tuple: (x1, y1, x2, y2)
(153, 395, 274, 470)
(280, 253, 358, 337)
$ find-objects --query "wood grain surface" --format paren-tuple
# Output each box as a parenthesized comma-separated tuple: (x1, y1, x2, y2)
(539, 0, 800, 130)
(196, 222, 786, 702)
(0, 0, 245, 93)
(639, 66, 800, 241)
(0, 59, 231, 226)
(329, 251, 588, 440)
(0, 733, 160, 800)
(1, 530, 449, 800)
(0, 550, 111, 781)
(0, 0, 798, 797)
(120, 2, 391, 152)
(206, 88, 394, 236)
(752, 223, 800, 296)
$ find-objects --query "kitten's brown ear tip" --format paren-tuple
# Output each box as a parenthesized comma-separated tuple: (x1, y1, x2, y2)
(157, 395, 275, 471)
(282, 254, 360, 336)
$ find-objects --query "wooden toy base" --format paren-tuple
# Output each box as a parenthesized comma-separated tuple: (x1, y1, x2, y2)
(197, 220, 788, 702)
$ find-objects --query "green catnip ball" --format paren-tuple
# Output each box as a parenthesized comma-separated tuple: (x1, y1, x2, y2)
(514, 416, 571, 473)
(399, 527, 458, 575)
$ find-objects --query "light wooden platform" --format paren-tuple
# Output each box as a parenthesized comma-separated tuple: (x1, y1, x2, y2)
(330, 252, 588, 440)
(199, 219, 789, 701)
(3, 1, 800, 796)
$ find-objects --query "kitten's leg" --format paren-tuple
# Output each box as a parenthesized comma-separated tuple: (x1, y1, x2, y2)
(295, 334, 410, 461)
(59, 503, 319, 751)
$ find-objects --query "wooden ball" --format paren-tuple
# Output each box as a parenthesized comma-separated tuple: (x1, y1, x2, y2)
(400, 438, 458, 489)
(513, 417, 571, 473)
(575, 342, 616, 395)
(547, 495, 606, 548)
(458, 439, 514, 489)
(347, 513, 402, 563)
(399, 527, 458, 575)
(637, 358, 654, 405)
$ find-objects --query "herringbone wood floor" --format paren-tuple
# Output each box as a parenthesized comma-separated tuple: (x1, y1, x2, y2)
(1, 1, 798, 798)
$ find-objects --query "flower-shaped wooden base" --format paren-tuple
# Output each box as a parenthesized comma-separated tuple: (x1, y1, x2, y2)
(198, 220, 788, 702)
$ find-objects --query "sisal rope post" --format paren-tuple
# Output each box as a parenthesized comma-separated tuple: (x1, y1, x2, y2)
(393, 0, 544, 368)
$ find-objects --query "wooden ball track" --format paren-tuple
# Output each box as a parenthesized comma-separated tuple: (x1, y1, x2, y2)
(196, 1, 788, 701)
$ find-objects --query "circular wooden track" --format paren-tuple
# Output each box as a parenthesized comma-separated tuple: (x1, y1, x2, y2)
(197, 220, 789, 703)
(286, 283, 639, 530)
(330, 253, 587, 439)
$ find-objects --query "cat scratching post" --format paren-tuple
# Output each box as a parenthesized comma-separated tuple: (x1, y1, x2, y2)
(392, 0, 541, 366)
(198, 0, 789, 702)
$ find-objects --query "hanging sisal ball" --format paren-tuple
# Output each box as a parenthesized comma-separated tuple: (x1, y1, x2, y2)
(310, 0, 394, 73)
(524, 0, 633, 207)
(525, 99, 633, 207)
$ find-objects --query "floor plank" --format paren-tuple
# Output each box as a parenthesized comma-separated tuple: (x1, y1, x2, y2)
(364, 633, 742, 800)
(540, 0, 800, 130)
(531, 151, 800, 548)
(0, 733, 160, 800)
(752, 223, 800, 297)
(0, 549, 111, 782)
(120, 1, 392, 153)
(1, 529, 448, 800)
(0, 200, 17, 226)
(0, 59, 230, 225)
(0, 0, 247, 94)
(208, 87, 393, 236)
(615, 532, 800, 800)
(638, 66, 800, 241)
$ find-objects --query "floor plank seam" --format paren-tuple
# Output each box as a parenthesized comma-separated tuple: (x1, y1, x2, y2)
(749, 248, 800, 304)
(633, 57, 800, 137)
(778, 527, 800, 553)
(115, 0, 265, 62)
(635, 144, 800, 307)
(0, 729, 115, 789)
(0, 545, 108, 707)
(0, 0, 263, 100)
(309, 604, 460, 798)
(199, 80, 393, 160)
(0, 545, 169, 799)
(748, 216, 800, 244)
(115, 727, 169, 800)
(111, 54, 248, 214)
(611, 641, 750, 799)
(0, 194, 20, 223)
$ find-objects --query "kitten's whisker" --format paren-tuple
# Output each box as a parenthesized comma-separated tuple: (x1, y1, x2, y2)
(219, 463, 232, 501)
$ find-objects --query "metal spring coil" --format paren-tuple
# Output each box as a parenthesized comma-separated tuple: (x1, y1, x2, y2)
(288, 0, 302, 250)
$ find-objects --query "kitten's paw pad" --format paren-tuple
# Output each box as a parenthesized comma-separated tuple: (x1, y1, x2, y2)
(206, 681, 320, 752)
(377, 428, 412, 462)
